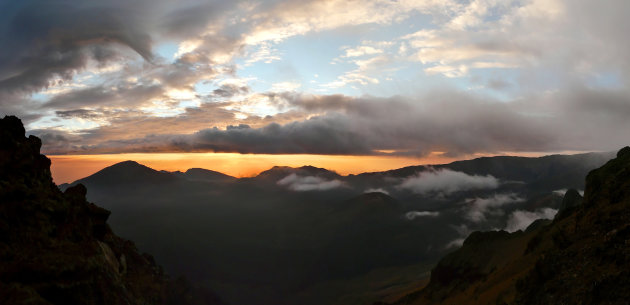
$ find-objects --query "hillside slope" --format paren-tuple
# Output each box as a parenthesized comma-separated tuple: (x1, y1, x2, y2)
(0, 115, 222, 305)
(385, 146, 630, 305)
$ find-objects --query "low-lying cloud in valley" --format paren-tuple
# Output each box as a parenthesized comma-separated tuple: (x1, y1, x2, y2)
(505, 208, 558, 233)
(553, 188, 584, 196)
(277, 174, 344, 191)
(465, 193, 525, 223)
(398, 168, 499, 196)
(364, 188, 389, 195)
(405, 211, 440, 220)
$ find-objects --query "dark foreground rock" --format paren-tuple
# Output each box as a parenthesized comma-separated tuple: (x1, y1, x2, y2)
(0, 115, 223, 305)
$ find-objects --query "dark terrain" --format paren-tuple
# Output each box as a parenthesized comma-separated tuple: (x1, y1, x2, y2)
(2, 113, 624, 305)
(383, 147, 630, 304)
(0, 116, 222, 305)
(59, 139, 613, 304)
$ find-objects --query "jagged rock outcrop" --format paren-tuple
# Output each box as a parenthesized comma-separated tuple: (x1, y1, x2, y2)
(0, 116, 222, 305)
(555, 188, 583, 219)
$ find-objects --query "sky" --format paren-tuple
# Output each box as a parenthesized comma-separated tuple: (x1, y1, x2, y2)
(1, 0, 630, 182)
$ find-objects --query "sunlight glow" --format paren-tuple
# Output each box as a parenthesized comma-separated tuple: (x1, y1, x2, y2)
(49, 153, 457, 184)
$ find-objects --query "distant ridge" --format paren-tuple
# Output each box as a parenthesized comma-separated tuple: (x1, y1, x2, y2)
(179, 168, 235, 182)
(255, 165, 340, 180)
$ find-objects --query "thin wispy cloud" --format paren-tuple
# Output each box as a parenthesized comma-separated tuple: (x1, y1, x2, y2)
(405, 211, 440, 220)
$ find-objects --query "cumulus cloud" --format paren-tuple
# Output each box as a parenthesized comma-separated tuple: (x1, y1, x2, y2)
(277, 174, 344, 191)
(398, 168, 499, 195)
(465, 193, 525, 223)
(505, 208, 558, 233)
(405, 210, 440, 220)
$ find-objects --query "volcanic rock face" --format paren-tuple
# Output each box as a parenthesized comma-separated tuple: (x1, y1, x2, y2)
(0, 116, 221, 305)
(384, 146, 630, 305)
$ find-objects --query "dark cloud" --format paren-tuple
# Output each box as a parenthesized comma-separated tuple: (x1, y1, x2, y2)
(77, 86, 630, 156)
(28, 128, 84, 154)
(55, 109, 102, 120)
(487, 79, 511, 91)
(0, 0, 233, 102)
(182, 115, 373, 154)
(159, 2, 235, 38)
(0, 0, 155, 94)
(43, 84, 164, 110)
(213, 84, 250, 98)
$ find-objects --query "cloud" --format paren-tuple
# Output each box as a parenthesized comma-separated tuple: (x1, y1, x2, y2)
(27, 128, 84, 154)
(277, 174, 344, 191)
(364, 188, 389, 195)
(22, 86, 630, 157)
(398, 168, 499, 195)
(465, 193, 525, 223)
(505, 208, 558, 233)
(552, 188, 584, 196)
(3, 0, 630, 158)
(212, 84, 250, 98)
(343, 45, 383, 58)
(0, 0, 154, 95)
(180, 115, 373, 155)
(405, 210, 440, 220)
(444, 223, 472, 249)
(445, 238, 466, 249)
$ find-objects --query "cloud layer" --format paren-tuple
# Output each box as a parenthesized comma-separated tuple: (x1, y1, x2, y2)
(405, 211, 440, 220)
(505, 208, 558, 233)
(1, 1, 630, 157)
(398, 168, 499, 195)
(465, 193, 525, 223)
(277, 174, 344, 191)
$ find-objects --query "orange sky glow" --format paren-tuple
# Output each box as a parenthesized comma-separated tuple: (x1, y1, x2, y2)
(48, 151, 588, 184)
(49, 152, 459, 184)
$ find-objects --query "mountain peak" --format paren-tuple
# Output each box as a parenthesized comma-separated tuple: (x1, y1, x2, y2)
(583, 146, 630, 207)
(617, 146, 630, 158)
(257, 165, 339, 179)
(75, 160, 176, 185)
(182, 168, 235, 182)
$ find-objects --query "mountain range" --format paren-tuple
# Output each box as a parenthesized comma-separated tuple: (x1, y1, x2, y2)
(58, 142, 614, 304)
